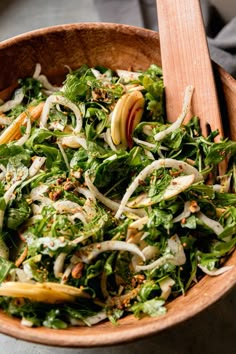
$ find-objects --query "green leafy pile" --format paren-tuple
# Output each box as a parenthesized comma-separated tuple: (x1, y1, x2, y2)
(0, 64, 235, 328)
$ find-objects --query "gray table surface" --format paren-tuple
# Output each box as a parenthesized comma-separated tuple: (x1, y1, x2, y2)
(0, 1, 236, 353)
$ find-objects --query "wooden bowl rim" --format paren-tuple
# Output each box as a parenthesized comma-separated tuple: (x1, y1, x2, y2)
(0, 22, 157, 49)
(0, 22, 235, 348)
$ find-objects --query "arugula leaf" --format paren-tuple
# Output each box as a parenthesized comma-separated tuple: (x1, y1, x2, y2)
(0, 256, 15, 283)
(6, 199, 31, 230)
(147, 208, 173, 230)
(205, 140, 236, 165)
(43, 309, 68, 329)
(19, 77, 45, 102)
(131, 298, 166, 318)
(138, 281, 160, 301)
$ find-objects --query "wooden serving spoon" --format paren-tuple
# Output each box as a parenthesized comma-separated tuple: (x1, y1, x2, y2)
(156, 0, 224, 139)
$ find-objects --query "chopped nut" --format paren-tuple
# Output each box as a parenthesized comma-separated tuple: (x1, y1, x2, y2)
(189, 200, 199, 213)
(71, 262, 84, 279)
(49, 190, 62, 201)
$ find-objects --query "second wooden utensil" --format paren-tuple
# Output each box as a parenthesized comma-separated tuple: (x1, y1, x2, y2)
(156, 0, 224, 138)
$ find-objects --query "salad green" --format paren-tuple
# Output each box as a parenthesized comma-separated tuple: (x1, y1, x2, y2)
(0, 63, 235, 328)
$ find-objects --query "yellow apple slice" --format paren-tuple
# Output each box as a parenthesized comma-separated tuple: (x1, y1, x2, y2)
(110, 94, 128, 145)
(111, 91, 144, 148)
(126, 96, 145, 148)
(119, 91, 143, 147)
(0, 282, 89, 303)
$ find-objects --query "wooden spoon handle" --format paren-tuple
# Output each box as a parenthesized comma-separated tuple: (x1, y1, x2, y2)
(156, 0, 223, 137)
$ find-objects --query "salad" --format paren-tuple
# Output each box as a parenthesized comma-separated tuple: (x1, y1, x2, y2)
(0, 63, 235, 329)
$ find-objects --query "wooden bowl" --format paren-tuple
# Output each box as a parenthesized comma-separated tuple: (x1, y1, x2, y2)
(0, 22, 236, 348)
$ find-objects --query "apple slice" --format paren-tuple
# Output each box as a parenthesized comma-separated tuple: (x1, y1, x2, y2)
(110, 94, 128, 145)
(126, 96, 145, 148)
(119, 91, 142, 147)
(0, 281, 90, 303)
(111, 91, 144, 148)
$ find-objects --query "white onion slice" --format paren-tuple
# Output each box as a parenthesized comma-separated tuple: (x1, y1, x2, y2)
(68, 212, 87, 224)
(0, 88, 24, 113)
(54, 252, 67, 278)
(128, 216, 149, 231)
(154, 85, 194, 141)
(135, 235, 186, 271)
(84, 172, 146, 218)
(70, 311, 107, 326)
(61, 135, 87, 150)
(15, 116, 31, 146)
(77, 240, 145, 264)
(4, 180, 24, 204)
(33, 63, 61, 92)
(115, 158, 203, 219)
(21, 318, 34, 327)
(61, 263, 73, 284)
(167, 234, 186, 266)
(198, 264, 233, 276)
(103, 128, 118, 151)
(38, 75, 61, 92)
(159, 277, 175, 300)
(132, 245, 159, 269)
(76, 187, 96, 203)
(30, 184, 49, 202)
(15, 269, 33, 283)
(173, 201, 191, 223)
(135, 254, 175, 272)
(197, 211, 224, 235)
(53, 200, 81, 214)
(0, 115, 12, 125)
(116, 69, 141, 82)
(33, 63, 42, 79)
(28, 157, 46, 177)
(91, 68, 103, 79)
(40, 94, 82, 132)
(0, 164, 6, 180)
(142, 245, 160, 260)
(133, 137, 156, 149)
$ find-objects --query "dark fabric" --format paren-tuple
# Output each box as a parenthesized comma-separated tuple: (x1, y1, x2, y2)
(201, 1, 236, 78)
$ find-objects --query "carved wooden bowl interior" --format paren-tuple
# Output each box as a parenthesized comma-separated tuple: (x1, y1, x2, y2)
(0, 23, 236, 347)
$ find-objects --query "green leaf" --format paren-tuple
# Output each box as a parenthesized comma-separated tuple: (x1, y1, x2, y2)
(0, 256, 15, 283)
(6, 199, 31, 230)
(205, 140, 236, 165)
(181, 215, 197, 229)
(138, 281, 160, 301)
(0, 144, 31, 166)
(43, 309, 68, 329)
(19, 77, 44, 101)
(147, 208, 173, 230)
(0, 198, 6, 211)
(131, 298, 166, 318)
(86, 260, 104, 282)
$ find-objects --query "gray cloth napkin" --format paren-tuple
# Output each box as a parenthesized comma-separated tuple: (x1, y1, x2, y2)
(201, 0, 236, 78)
